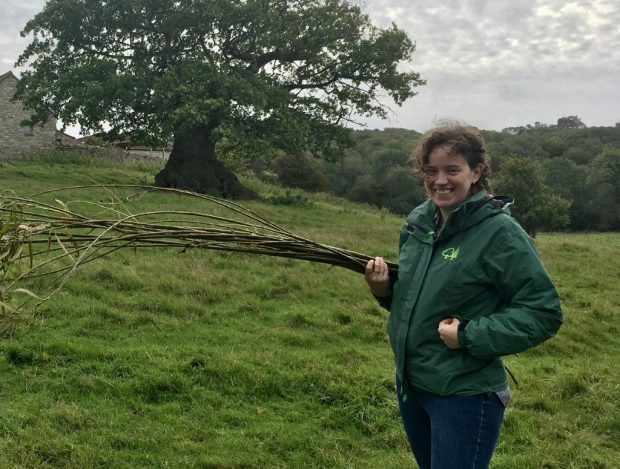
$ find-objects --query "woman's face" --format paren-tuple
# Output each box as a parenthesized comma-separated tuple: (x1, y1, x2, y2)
(423, 145, 482, 219)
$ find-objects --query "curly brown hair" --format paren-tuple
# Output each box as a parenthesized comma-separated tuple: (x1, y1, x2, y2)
(412, 124, 492, 193)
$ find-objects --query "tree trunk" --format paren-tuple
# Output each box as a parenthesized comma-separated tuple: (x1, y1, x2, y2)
(154, 124, 257, 199)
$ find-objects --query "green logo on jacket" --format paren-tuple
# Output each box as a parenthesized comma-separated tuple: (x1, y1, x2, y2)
(442, 246, 460, 261)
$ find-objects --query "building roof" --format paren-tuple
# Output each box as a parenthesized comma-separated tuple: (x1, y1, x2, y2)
(0, 71, 18, 84)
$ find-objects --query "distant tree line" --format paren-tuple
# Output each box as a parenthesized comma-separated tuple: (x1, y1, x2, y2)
(258, 117, 620, 233)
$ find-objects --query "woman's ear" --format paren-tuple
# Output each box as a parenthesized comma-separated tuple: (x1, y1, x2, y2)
(472, 164, 483, 183)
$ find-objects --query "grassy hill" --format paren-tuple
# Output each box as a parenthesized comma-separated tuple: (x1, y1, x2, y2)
(0, 153, 618, 468)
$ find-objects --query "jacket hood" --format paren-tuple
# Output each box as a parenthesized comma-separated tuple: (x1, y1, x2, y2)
(406, 191, 514, 239)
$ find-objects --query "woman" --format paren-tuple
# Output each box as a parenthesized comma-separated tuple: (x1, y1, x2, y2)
(365, 124, 563, 469)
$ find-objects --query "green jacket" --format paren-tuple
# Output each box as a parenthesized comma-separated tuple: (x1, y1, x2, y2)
(378, 191, 563, 396)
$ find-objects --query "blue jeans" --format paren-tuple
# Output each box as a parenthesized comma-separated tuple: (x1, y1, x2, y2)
(396, 381, 505, 469)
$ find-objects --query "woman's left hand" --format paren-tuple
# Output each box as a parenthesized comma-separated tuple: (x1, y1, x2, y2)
(438, 318, 461, 349)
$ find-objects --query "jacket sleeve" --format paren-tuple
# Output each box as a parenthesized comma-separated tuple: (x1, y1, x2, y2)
(458, 220, 563, 359)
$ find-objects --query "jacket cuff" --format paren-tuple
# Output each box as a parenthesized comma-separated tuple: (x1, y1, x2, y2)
(373, 292, 392, 310)
(457, 320, 469, 350)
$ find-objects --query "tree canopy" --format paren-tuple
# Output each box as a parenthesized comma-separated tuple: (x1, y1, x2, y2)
(16, 0, 425, 196)
(491, 157, 571, 236)
(557, 115, 586, 130)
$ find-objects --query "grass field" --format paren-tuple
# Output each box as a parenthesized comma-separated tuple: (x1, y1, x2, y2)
(0, 152, 619, 468)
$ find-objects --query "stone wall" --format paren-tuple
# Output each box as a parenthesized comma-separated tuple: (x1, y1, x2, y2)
(0, 72, 57, 159)
(57, 143, 169, 163)
(126, 147, 170, 161)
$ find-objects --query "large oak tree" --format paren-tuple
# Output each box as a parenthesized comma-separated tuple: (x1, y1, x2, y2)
(17, 0, 424, 197)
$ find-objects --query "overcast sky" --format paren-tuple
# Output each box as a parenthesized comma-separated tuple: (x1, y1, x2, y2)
(2, 0, 619, 134)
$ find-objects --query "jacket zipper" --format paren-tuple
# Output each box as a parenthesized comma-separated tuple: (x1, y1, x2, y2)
(399, 229, 436, 402)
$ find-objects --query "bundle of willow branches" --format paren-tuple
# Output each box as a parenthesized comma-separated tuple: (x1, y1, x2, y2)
(0, 184, 397, 335)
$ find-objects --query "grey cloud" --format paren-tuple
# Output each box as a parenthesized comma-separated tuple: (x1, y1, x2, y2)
(356, 0, 619, 130)
(0, 1, 41, 30)
(0, 0, 45, 73)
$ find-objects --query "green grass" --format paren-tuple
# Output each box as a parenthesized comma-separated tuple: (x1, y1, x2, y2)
(0, 153, 619, 468)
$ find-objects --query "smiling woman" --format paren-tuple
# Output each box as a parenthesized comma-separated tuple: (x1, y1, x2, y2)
(364, 123, 563, 469)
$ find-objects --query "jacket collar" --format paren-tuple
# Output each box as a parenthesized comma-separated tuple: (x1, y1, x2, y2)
(406, 191, 513, 241)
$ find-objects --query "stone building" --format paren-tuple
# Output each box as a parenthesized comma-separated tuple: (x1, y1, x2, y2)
(0, 71, 57, 159)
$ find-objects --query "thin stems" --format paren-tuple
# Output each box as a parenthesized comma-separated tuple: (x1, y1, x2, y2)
(1, 185, 398, 325)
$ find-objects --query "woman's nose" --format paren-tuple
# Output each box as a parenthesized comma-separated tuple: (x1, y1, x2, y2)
(435, 171, 448, 184)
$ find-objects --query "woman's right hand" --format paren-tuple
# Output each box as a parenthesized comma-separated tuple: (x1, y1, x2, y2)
(365, 257, 390, 298)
